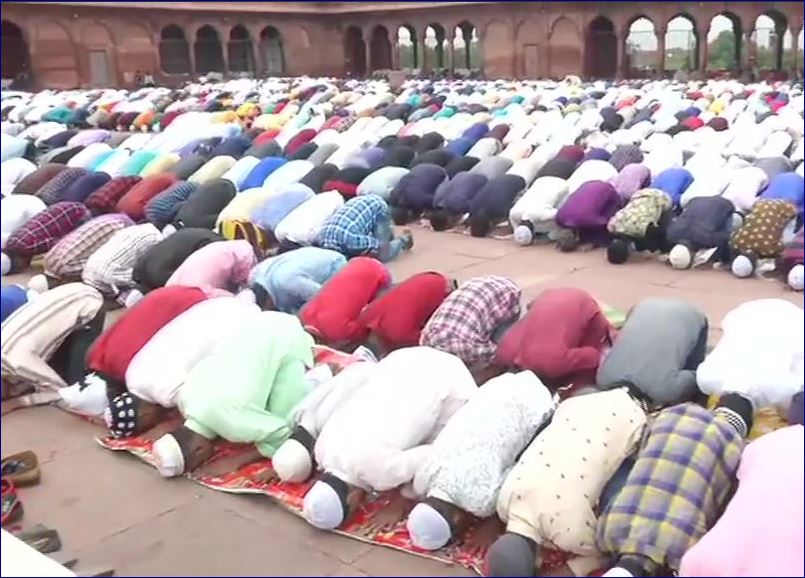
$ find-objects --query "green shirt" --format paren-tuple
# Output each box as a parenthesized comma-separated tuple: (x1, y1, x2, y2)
(179, 311, 315, 457)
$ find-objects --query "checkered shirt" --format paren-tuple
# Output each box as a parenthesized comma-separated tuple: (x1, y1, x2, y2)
(144, 181, 198, 227)
(597, 403, 743, 571)
(82, 223, 162, 296)
(6, 202, 91, 257)
(85, 176, 141, 215)
(34, 167, 87, 205)
(420, 275, 521, 365)
(44, 213, 134, 280)
(317, 194, 388, 255)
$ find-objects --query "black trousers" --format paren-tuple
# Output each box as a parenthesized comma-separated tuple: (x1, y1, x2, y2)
(48, 309, 106, 386)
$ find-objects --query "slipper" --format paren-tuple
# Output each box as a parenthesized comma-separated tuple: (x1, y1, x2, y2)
(1, 450, 41, 486)
(1, 479, 23, 526)
(14, 524, 61, 554)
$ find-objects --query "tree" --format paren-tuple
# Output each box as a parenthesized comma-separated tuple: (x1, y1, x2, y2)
(708, 30, 737, 70)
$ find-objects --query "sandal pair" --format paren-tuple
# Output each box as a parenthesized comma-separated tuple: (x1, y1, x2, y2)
(1, 478, 23, 526)
(1, 450, 41, 487)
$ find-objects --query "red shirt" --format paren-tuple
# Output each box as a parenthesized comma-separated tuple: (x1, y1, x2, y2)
(300, 257, 390, 345)
(359, 272, 451, 350)
(494, 288, 613, 387)
(86, 286, 207, 382)
(117, 174, 177, 221)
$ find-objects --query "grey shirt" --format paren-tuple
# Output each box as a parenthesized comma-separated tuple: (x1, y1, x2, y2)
(469, 156, 513, 181)
(596, 298, 707, 406)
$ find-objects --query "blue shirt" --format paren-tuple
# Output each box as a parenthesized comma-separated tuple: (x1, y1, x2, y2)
(316, 194, 389, 254)
(652, 168, 694, 205)
(242, 157, 288, 190)
(1, 285, 29, 323)
(251, 184, 315, 232)
(249, 247, 347, 314)
(761, 172, 805, 213)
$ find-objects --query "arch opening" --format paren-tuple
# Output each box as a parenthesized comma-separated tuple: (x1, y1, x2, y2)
(665, 15, 698, 73)
(625, 16, 658, 78)
(259, 26, 285, 75)
(227, 25, 255, 74)
(194, 25, 225, 74)
(585, 16, 617, 78)
(159, 24, 191, 74)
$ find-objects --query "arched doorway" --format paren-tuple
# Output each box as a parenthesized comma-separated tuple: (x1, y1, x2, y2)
(752, 11, 788, 72)
(259, 27, 285, 75)
(453, 21, 479, 71)
(159, 24, 191, 74)
(194, 25, 225, 73)
(548, 17, 582, 79)
(706, 13, 741, 72)
(344, 25, 366, 77)
(397, 25, 418, 70)
(424, 24, 447, 71)
(665, 15, 698, 74)
(585, 16, 617, 78)
(1, 20, 31, 81)
(227, 25, 255, 74)
(625, 17, 658, 77)
(369, 25, 392, 72)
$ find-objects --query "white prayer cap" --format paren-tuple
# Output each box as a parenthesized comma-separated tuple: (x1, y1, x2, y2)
(152, 433, 186, 478)
(303, 480, 345, 529)
(513, 225, 534, 246)
(669, 244, 693, 270)
(26, 289, 39, 303)
(1, 253, 11, 276)
(407, 502, 452, 551)
(124, 289, 145, 309)
(788, 265, 804, 291)
(273, 438, 313, 483)
(731, 254, 755, 278)
(27, 274, 49, 294)
(603, 568, 634, 577)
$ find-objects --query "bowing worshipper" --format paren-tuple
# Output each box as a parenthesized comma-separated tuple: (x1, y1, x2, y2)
(359, 271, 455, 357)
(1, 194, 46, 252)
(388, 163, 448, 225)
(144, 181, 198, 229)
(0, 158, 37, 196)
(303, 346, 477, 531)
(509, 176, 571, 246)
(10, 163, 66, 197)
(55, 170, 111, 205)
(132, 227, 222, 294)
(168, 153, 207, 181)
(597, 394, 753, 578)
(779, 227, 804, 291)
(1, 284, 38, 324)
(85, 286, 207, 399)
(300, 256, 390, 349)
(606, 188, 673, 264)
(221, 156, 261, 191)
(486, 387, 648, 577)
(84, 175, 142, 215)
(299, 163, 339, 193)
(428, 172, 489, 231)
(250, 183, 315, 235)
(555, 181, 622, 250)
(2, 201, 90, 275)
(355, 166, 410, 200)
(34, 167, 88, 205)
(316, 194, 413, 263)
(321, 167, 373, 199)
(151, 311, 316, 478)
(106, 296, 261, 437)
(407, 371, 554, 551)
(81, 223, 163, 306)
(650, 167, 694, 207)
(494, 288, 614, 389)
(29, 213, 134, 290)
(729, 199, 798, 279)
(116, 173, 178, 221)
(666, 196, 738, 270)
(248, 246, 346, 314)
(174, 178, 237, 230)
(274, 190, 345, 250)
(0, 283, 105, 391)
(597, 298, 708, 407)
(273, 361, 378, 483)
(140, 153, 180, 178)
(760, 171, 805, 214)
(241, 156, 288, 190)
(720, 165, 769, 215)
(566, 160, 619, 197)
(609, 164, 651, 202)
(420, 276, 520, 377)
(468, 174, 527, 238)
(679, 424, 803, 577)
(165, 239, 256, 298)
(469, 156, 514, 182)
(444, 155, 480, 178)
(696, 298, 803, 413)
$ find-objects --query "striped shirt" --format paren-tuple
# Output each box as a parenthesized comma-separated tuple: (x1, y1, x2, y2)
(85, 176, 142, 215)
(82, 223, 162, 296)
(144, 181, 198, 227)
(316, 194, 389, 255)
(44, 213, 133, 280)
(0, 283, 103, 390)
(420, 276, 521, 366)
(6, 202, 91, 258)
(597, 403, 743, 571)
(35, 167, 87, 205)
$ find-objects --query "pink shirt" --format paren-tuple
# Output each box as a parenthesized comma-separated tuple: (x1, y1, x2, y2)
(166, 240, 255, 298)
(679, 425, 804, 577)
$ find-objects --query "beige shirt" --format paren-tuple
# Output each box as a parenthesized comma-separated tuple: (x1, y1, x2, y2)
(497, 388, 646, 575)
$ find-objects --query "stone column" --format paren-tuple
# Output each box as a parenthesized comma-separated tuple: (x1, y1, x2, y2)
(698, 36, 708, 75)
(616, 30, 627, 78)
(742, 28, 755, 73)
(790, 18, 803, 75)
(365, 37, 372, 75)
(656, 26, 666, 77)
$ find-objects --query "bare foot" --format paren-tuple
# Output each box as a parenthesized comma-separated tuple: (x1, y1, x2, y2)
(358, 494, 412, 537)
(459, 517, 504, 557)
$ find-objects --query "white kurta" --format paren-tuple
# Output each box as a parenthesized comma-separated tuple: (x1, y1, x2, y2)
(274, 190, 344, 246)
(314, 347, 476, 492)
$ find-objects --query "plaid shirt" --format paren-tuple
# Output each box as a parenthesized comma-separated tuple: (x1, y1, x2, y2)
(597, 403, 743, 571)
(44, 213, 133, 280)
(85, 176, 141, 215)
(82, 223, 162, 296)
(35, 167, 87, 205)
(316, 194, 388, 255)
(6, 202, 91, 257)
(420, 276, 521, 365)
